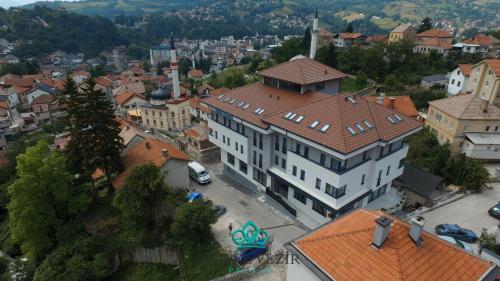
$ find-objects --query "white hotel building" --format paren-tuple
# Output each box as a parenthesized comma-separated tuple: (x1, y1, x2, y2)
(204, 57, 422, 228)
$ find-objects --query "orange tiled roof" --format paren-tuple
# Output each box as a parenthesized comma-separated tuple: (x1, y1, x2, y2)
(367, 35, 388, 43)
(190, 97, 211, 114)
(184, 128, 200, 139)
(212, 87, 230, 96)
(115, 91, 145, 106)
(417, 28, 453, 38)
(72, 70, 90, 78)
(0, 101, 8, 110)
(318, 29, 334, 38)
(391, 24, 413, 33)
(364, 96, 418, 118)
(95, 77, 113, 88)
(4, 77, 35, 87)
(484, 59, 500, 76)
(257, 58, 347, 85)
(189, 69, 204, 78)
(289, 209, 493, 281)
(112, 139, 190, 189)
(31, 94, 55, 105)
(415, 38, 452, 49)
(458, 64, 473, 76)
(41, 78, 65, 90)
(429, 94, 500, 120)
(463, 34, 500, 47)
(205, 83, 422, 154)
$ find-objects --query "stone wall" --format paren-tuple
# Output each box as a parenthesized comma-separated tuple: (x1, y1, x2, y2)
(113, 246, 178, 270)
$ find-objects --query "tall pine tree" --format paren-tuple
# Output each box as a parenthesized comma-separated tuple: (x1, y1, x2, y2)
(418, 17, 433, 33)
(345, 22, 354, 33)
(65, 77, 123, 184)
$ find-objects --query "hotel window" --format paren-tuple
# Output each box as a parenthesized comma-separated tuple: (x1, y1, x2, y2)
(376, 170, 382, 186)
(160, 121, 164, 127)
(294, 189, 307, 204)
(252, 168, 267, 186)
(275, 136, 280, 151)
(312, 201, 327, 217)
(486, 126, 490, 131)
(259, 134, 263, 149)
(223, 135, 226, 143)
(282, 138, 287, 154)
(235, 142, 238, 150)
(457, 81, 461, 87)
(292, 165, 297, 176)
(451, 79, 455, 85)
(159, 111, 162, 117)
(320, 153, 325, 165)
(295, 143, 301, 154)
(303, 147, 309, 158)
(315, 178, 321, 189)
(215, 131, 218, 139)
(253, 151, 257, 165)
(253, 131, 257, 147)
(300, 170, 305, 181)
(274, 155, 279, 165)
(227, 153, 235, 165)
(240, 145, 243, 153)
(369, 184, 387, 202)
(386, 165, 391, 176)
(361, 174, 366, 185)
(258, 154, 262, 169)
(281, 159, 286, 169)
(227, 138, 231, 146)
(325, 184, 346, 199)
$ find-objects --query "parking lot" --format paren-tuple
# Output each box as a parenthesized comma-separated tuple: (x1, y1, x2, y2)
(191, 163, 309, 253)
(417, 182, 500, 251)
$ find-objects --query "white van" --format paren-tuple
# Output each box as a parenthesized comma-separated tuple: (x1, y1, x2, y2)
(188, 162, 211, 184)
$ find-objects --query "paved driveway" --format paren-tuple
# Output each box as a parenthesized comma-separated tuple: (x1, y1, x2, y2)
(418, 183, 500, 251)
(191, 163, 309, 253)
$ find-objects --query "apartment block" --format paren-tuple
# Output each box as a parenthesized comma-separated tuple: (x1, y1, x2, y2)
(204, 57, 422, 228)
(466, 59, 500, 107)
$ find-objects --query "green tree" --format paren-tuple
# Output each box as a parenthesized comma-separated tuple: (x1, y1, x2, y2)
(143, 61, 151, 73)
(345, 22, 354, 33)
(272, 37, 307, 63)
(316, 43, 337, 68)
(112, 164, 169, 238)
(417, 17, 433, 33)
(179, 58, 192, 77)
(7, 141, 90, 263)
(300, 27, 312, 53)
(65, 78, 123, 183)
(33, 236, 112, 281)
(171, 200, 216, 243)
(90, 64, 106, 78)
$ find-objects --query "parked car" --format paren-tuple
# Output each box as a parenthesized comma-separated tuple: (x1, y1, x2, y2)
(234, 247, 268, 263)
(438, 235, 474, 253)
(213, 205, 227, 218)
(435, 224, 478, 243)
(187, 191, 203, 202)
(488, 202, 500, 219)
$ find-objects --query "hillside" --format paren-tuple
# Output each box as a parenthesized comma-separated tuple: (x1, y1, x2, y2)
(21, 0, 499, 35)
(0, 6, 127, 57)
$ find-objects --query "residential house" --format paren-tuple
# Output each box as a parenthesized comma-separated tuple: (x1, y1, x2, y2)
(333, 33, 367, 48)
(317, 29, 334, 48)
(71, 71, 90, 85)
(204, 57, 421, 228)
(366, 35, 388, 46)
(188, 69, 204, 80)
(179, 82, 192, 97)
(388, 24, 416, 44)
(457, 34, 500, 56)
(4, 54, 19, 64)
(420, 74, 448, 89)
(465, 59, 500, 106)
(118, 120, 148, 155)
(197, 83, 215, 97)
(26, 84, 58, 105)
(426, 94, 500, 160)
(285, 209, 496, 281)
(414, 29, 453, 55)
(393, 164, 444, 209)
(178, 123, 220, 163)
(0, 101, 8, 118)
(114, 90, 147, 118)
(190, 96, 211, 121)
(447, 64, 472, 95)
(111, 139, 190, 189)
(31, 94, 58, 123)
(364, 94, 419, 119)
(112, 81, 146, 96)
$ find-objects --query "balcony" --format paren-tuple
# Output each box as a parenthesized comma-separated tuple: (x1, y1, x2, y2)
(288, 149, 371, 176)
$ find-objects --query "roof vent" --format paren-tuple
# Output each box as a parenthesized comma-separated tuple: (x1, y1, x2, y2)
(320, 124, 330, 132)
(409, 216, 425, 246)
(373, 216, 393, 248)
(310, 120, 320, 128)
(269, 93, 272, 98)
(277, 96, 280, 100)
(347, 126, 356, 135)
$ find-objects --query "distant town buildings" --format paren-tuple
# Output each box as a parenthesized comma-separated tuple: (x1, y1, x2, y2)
(414, 29, 453, 55)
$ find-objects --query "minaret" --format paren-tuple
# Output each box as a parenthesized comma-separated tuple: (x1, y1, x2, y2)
(191, 53, 196, 69)
(309, 9, 319, 60)
(170, 34, 181, 100)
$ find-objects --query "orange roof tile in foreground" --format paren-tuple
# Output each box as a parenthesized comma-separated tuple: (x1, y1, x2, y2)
(257, 58, 347, 85)
(287, 209, 494, 281)
(458, 64, 473, 76)
(112, 139, 190, 189)
(416, 28, 453, 38)
(364, 96, 419, 118)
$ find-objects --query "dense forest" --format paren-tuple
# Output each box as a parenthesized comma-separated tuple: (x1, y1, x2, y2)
(0, 6, 128, 57)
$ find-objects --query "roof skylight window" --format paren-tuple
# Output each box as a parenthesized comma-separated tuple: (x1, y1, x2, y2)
(356, 123, 365, 132)
(348, 96, 357, 104)
(229, 99, 236, 104)
(289, 113, 297, 120)
(285, 112, 293, 119)
(310, 120, 320, 128)
(295, 115, 304, 123)
(320, 124, 330, 133)
(347, 127, 356, 135)
(224, 97, 230, 102)
(238, 101, 245, 107)
(218, 94, 225, 99)
(364, 121, 374, 128)
(394, 114, 403, 121)
(254, 107, 261, 114)
(257, 109, 265, 115)
(243, 104, 250, 109)
(387, 116, 396, 124)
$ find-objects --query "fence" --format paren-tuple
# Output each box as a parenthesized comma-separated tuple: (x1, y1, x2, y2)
(113, 245, 178, 270)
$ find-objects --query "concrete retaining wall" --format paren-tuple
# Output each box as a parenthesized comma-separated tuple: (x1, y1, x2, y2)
(113, 246, 178, 270)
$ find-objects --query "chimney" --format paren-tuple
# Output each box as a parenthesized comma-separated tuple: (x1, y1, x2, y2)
(372, 216, 393, 248)
(409, 216, 425, 246)
(162, 148, 168, 158)
(309, 9, 319, 59)
(372, 216, 392, 248)
(145, 142, 151, 150)
(388, 97, 396, 109)
(376, 93, 385, 105)
(481, 97, 488, 113)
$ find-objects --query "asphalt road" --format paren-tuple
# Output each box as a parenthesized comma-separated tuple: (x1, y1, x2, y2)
(191, 163, 309, 253)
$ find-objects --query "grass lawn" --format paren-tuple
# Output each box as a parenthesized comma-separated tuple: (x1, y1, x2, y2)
(109, 263, 180, 281)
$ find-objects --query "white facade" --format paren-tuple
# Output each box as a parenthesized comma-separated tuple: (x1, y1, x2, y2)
(208, 112, 413, 228)
(447, 66, 469, 95)
(462, 133, 500, 160)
